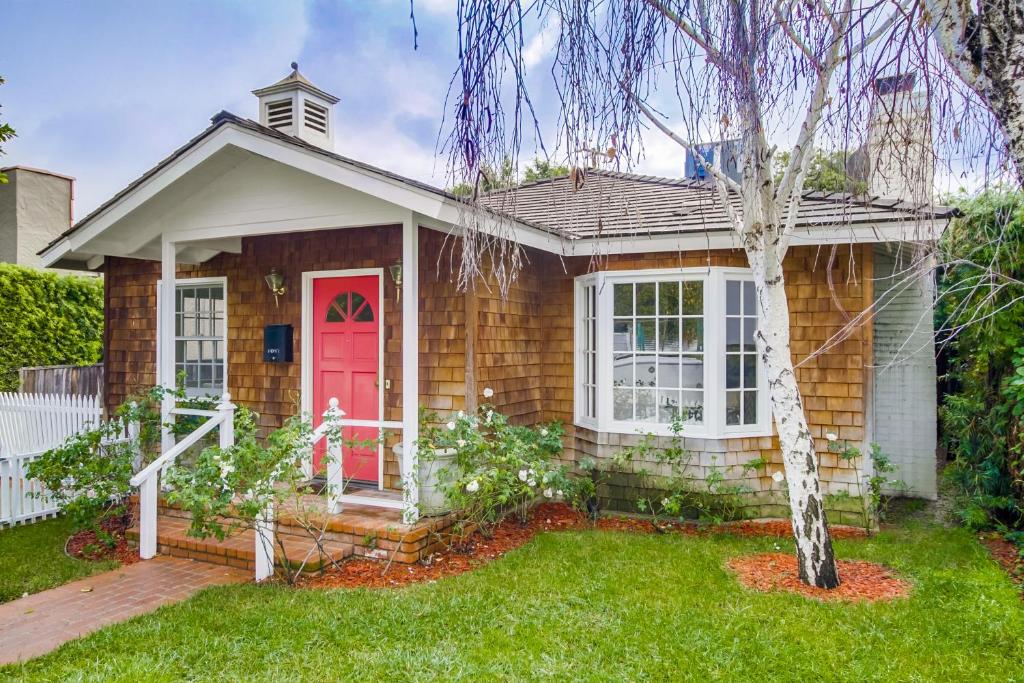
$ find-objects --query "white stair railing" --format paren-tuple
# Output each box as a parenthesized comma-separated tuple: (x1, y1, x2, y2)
(129, 392, 235, 562)
(308, 398, 345, 514)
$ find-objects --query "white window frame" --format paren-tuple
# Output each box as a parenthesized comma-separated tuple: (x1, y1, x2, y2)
(156, 276, 228, 398)
(574, 267, 771, 439)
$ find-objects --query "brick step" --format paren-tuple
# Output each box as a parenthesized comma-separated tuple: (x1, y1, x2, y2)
(127, 516, 353, 573)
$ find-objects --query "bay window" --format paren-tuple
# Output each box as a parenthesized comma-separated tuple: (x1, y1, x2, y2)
(575, 268, 768, 437)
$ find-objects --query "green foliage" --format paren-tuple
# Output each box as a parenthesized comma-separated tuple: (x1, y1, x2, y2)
(773, 149, 868, 195)
(937, 190, 1024, 545)
(24, 383, 224, 543)
(609, 416, 751, 524)
(164, 407, 307, 545)
(0, 263, 103, 390)
(826, 437, 906, 532)
(0, 75, 14, 184)
(522, 157, 569, 182)
(419, 400, 568, 540)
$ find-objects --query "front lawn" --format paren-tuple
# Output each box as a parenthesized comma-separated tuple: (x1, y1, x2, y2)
(0, 516, 118, 604)
(5, 523, 1023, 681)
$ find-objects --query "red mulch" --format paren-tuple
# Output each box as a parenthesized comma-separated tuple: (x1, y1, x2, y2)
(64, 509, 139, 565)
(592, 514, 867, 539)
(982, 534, 1024, 591)
(299, 503, 581, 590)
(727, 552, 910, 602)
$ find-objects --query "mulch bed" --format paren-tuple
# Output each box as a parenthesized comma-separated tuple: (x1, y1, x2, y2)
(300, 503, 873, 593)
(982, 533, 1024, 592)
(64, 508, 139, 566)
(727, 552, 910, 602)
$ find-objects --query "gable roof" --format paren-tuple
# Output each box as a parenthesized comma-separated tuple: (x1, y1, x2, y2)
(479, 168, 956, 240)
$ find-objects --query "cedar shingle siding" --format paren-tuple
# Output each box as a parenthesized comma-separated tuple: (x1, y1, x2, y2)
(105, 231, 874, 517)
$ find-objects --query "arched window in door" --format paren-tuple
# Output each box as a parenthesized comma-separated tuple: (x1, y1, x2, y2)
(325, 291, 375, 322)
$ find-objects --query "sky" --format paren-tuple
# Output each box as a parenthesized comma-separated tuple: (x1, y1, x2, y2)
(0, 1, 991, 220)
(2, 0, 645, 219)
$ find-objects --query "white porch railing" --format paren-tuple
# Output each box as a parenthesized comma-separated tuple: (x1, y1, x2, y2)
(129, 393, 236, 564)
(0, 392, 117, 526)
(308, 398, 406, 515)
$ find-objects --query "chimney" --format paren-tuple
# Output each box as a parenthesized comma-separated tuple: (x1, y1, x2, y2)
(252, 63, 339, 151)
(861, 72, 934, 201)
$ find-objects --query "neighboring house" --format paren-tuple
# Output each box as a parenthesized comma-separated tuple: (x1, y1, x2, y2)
(40, 66, 952, 521)
(0, 166, 74, 269)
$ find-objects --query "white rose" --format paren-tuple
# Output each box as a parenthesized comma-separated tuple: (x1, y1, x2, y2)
(456, 439, 466, 448)
(457, 411, 465, 418)
(527, 478, 537, 488)
(826, 432, 838, 442)
(466, 479, 480, 493)
(518, 469, 529, 482)
(483, 387, 494, 398)
(540, 428, 548, 436)
(772, 471, 785, 483)
(556, 489, 563, 497)
(485, 410, 494, 423)
(543, 488, 554, 498)
(446, 421, 456, 431)
(661, 498, 670, 507)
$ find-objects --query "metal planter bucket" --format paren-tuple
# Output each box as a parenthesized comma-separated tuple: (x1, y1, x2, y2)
(392, 443, 458, 516)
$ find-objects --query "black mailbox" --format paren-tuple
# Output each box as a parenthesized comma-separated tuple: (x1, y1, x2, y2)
(263, 324, 294, 363)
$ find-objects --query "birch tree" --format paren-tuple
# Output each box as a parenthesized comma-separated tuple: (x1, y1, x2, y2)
(919, 0, 1024, 184)
(433, 0, 915, 588)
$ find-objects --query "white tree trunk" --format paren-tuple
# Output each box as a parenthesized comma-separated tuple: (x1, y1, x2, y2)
(744, 222, 841, 589)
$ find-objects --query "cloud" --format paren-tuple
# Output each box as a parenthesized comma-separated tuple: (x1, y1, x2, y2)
(523, 16, 560, 70)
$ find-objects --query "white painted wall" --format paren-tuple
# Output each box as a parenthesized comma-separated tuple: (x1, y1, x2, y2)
(870, 243, 938, 499)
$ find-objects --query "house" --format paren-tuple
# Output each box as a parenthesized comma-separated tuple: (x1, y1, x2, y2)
(0, 166, 75, 269)
(40, 65, 952, 530)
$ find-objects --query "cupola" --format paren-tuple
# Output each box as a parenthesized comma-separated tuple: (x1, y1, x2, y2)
(252, 63, 339, 150)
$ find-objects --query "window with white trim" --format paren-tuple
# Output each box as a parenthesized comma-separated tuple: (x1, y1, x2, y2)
(574, 269, 768, 437)
(174, 280, 226, 396)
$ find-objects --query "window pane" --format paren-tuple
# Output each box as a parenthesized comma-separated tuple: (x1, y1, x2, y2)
(726, 318, 740, 350)
(175, 314, 184, 337)
(613, 354, 633, 387)
(613, 388, 633, 420)
(658, 390, 680, 423)
(636, 389, 657, 421)
(681, 319, 703, 352)
(613, 320, 634, 351)
(636, 283, 656, 315)
(726, 354, 741, 389)
(614, 283, 633, 316)
(635, 319, 656, 351)
(726, 390, 741, 425)
(682, 281, 703, 315)
(681, 390, 704, 425)
(183, 315, 197, 336)
(185, 341, 200, 362)
(658, 355, 681, 388)
(726, 280, 741, 315)
(215, 317, 225, 338)
(658, 282, 679, 315)
(658, 319, 679, 351)
(743, 281, 756, 315)
(354, 300, 374, 322)
(743, 390, 758, 425)
(635, 354, 656, 387)
(175, 341, 185, 360)
(743, 354, 757, 388)
(681, 355, 704, 389)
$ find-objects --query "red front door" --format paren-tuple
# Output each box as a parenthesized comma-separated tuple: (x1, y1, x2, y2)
(312, 274, 380, 484)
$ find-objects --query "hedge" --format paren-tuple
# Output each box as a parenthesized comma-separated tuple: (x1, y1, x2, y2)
(0, 264, 103, 391)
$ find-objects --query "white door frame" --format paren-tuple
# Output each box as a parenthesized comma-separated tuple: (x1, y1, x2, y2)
(301, 267, 386, 487)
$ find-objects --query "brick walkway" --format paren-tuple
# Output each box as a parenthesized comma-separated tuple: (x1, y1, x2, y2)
(0, 557, 248, 665)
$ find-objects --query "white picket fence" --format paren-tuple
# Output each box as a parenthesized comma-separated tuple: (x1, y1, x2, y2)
(0, 393, 126, 526)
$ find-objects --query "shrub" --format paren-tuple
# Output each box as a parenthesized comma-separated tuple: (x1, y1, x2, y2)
(937, 190, 1024, 543)
(419, 397, 569, 541)
(825, 434, 905, 533)
(0, 263, 103, 390)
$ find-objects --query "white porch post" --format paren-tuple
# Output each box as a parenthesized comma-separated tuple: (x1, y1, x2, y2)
(401, 214, 420, 524)
(159, 238, 177, 454)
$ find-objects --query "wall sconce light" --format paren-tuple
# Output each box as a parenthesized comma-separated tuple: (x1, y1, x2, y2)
(264, 268, 286, 307)
(389, 261, 403, 302)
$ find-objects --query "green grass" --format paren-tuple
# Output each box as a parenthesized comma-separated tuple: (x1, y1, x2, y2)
(4, 523, 1023, 681)
(0, 516, 118, 604)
